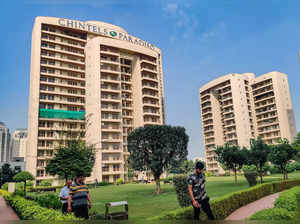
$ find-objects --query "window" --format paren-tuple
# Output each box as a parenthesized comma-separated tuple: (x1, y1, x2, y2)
(40, 76, 47, 82)
(48, 86, 55, 91)
(41, 67, 47, 73)
(39, 103, 46, 109)
(47, 104, 54, 109)
(102, 165, 109, 172)
(40, 94, 46, 99)
(113, 144, 119, 150)
(41, 42, 48, 47)
(102, 143, 109, 149)
(48, 77, 55, 83)
(48, 69, 55, 74)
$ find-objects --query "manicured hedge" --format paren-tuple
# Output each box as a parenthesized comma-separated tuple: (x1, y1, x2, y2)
(173, 175, 191, 207)
(251, 186, 300, 220)
(0, 190, 80, 221)
(25, 193, 61, 209)
(29, 186, 63, 193)
(151, 178, 300, 221)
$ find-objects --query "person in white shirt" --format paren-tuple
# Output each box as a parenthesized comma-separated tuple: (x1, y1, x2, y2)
(59, 179, 72, 214)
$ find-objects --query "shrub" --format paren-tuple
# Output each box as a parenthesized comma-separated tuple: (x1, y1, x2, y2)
(205, 172, 213, 177)
(25, 193, 61, 209)
(30, 186, 62, 193)
(97, 181, 110, 186)
(224, 171, 230, 176)
(173, 175, 191, 207)
(274, 186, 300, 211)
(1, 182, 8, 190)
(250, 208, 296, 220)
(152, 183, 274, 221)
(292, 161, 300, 171)
(269, 165, 281, 174)
(0, 190, 80, 220)
(251, 186, 300, 220)
(242, 165, 257, 173)
(244, 172, 258, 187)
(40, 180, 52, 187)
(116, 178, 124, 185)
(286, 163, 296, 173)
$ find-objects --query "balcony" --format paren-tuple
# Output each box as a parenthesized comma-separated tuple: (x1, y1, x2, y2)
(140, 59, 156, 66)
(101, 58, 119, 66)
(141, 67, 157, 74)
(100, 66, 120, 75)
(39, 108, 85, 120)
(100, 49, 120, 56)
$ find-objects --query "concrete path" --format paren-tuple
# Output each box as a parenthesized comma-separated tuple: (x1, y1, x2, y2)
(225, 192, 280, 220)
(0, 196, 19, 222)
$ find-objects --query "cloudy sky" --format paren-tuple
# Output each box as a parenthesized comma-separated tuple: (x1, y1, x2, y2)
(1, 0, 300, 159)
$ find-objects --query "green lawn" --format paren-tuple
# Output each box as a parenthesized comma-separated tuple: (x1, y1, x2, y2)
(89, 172, 300, 221)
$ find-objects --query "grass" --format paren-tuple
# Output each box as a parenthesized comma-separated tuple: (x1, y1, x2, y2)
(88, 171, 300, 221)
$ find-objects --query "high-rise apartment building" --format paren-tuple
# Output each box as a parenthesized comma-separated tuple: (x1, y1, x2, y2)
(27, 17, 165, 184)
(199, 72, 296, 174)
(0, 122, 11, 162)
(10, 129, 27, 161)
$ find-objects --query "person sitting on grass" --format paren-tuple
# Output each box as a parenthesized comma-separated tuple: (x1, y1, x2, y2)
(187, 161, 215, 220)
(59, 179, 72, 214)
(67, 175, 92, 219)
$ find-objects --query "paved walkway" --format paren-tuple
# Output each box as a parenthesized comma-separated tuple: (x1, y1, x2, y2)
(225, 192, 280, 220)
(0, 196, 19, 222)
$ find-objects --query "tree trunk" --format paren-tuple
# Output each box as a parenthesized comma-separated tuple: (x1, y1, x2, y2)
(234, 169, 237, 184)
(155, 176, 161, 194)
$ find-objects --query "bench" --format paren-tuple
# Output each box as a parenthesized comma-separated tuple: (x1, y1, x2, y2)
(105, 201, 128, 220)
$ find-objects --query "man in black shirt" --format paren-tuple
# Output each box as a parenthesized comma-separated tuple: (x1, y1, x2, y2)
(187, 161, 215, 220)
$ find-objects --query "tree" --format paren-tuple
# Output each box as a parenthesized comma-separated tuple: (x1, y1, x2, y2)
(0, 163, 16, 187)
(40, 180, 52, 187)
(127, 125, 189, 194)
(127, 168, 138, 182)
(13, 171, 34, 196)
(268, 139, 298, 179)
(292, 132, 300, 161)
(167, 160, 195, 175)
(46, 140, 95, 181)
(215, 144, 247, 183)
(247, 137, 271, 183)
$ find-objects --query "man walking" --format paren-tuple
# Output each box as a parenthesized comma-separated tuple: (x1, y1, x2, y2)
(59, 179, 72, 214)
(67, 175, 92, 219)
(187, 161, 215, 220)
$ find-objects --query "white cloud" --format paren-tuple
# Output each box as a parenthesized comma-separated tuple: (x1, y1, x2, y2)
(199, 22, 227, 42)
(163, 2, 199, 40)
(164, 3, 178, 14)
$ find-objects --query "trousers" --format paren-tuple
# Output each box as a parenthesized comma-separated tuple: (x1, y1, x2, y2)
(73, 205, 89, 219)
(193, 197, 215, 220)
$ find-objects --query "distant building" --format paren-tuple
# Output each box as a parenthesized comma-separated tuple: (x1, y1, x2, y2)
(10, 129, 27, 161)
(0, 158, 26, 173)
(199, 72, 297, 175)
(0, 122, 11, 162)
